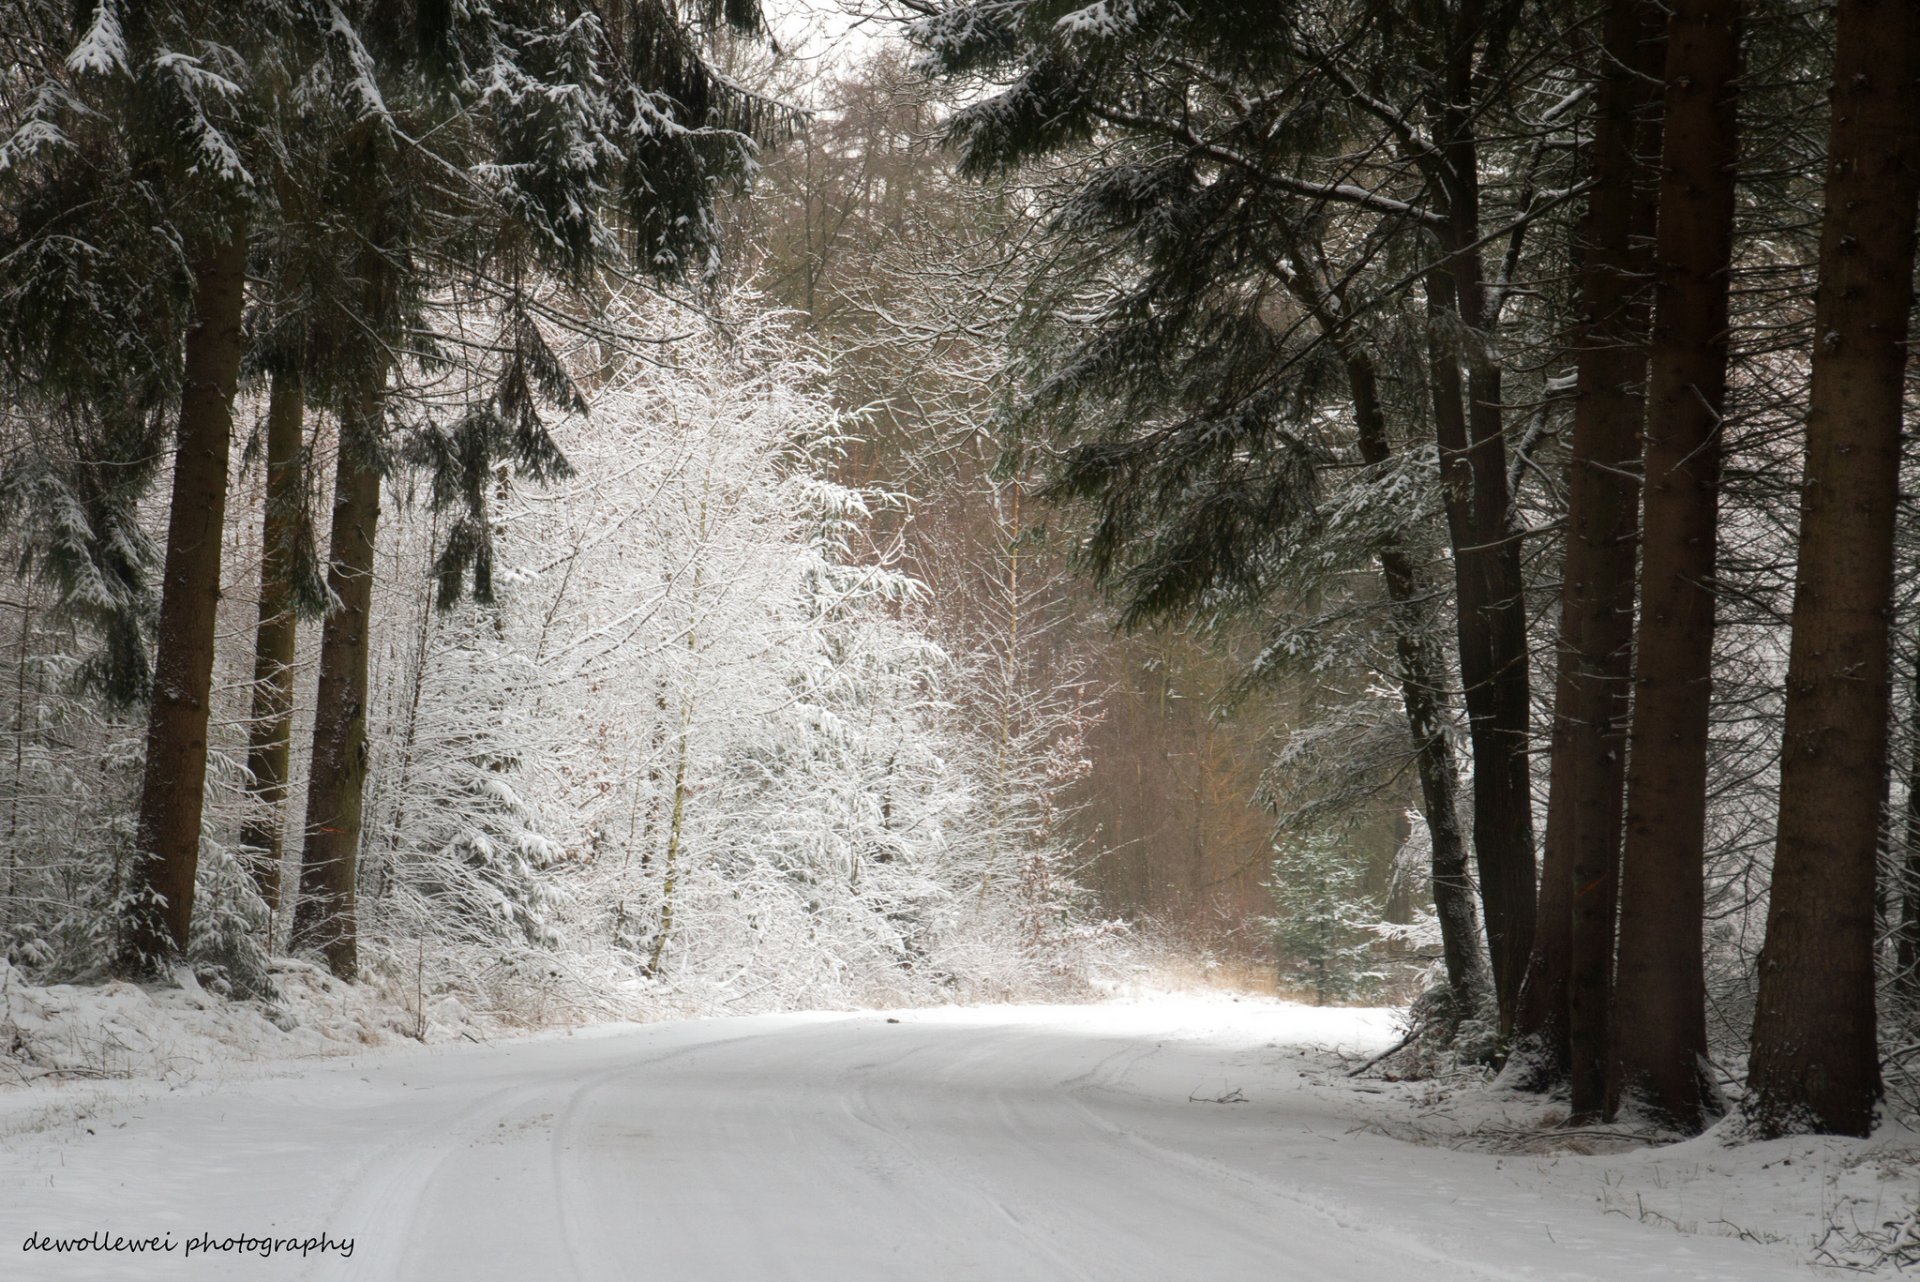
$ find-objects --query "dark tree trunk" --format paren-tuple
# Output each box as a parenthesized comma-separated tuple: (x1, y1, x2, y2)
(1347, 351, 1491, 1021)
(1902, 643, 1920, 998)
(1420, 5, 1539, 1036)
(1745, 0, 1920, 1139)
(1272, 237, 1493, 1024)
(1510, 798, 1574, 1089)
(290, 380, 386, 980)
(1423, 256, 1536, 1037)
(118, 226, 248, 973)
(1513, 0, 1665, 1112)
(239, 367, 305, 915)
(1607, 0, 1743, 1133)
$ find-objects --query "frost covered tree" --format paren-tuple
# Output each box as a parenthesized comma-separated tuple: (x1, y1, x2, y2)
(0, 0, 783, 979)
(261, 0, 777, 979)
(333, 295, 1098, 1014)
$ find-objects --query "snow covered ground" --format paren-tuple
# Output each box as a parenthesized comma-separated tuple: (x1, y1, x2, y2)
(1, 992, 1914, 1280)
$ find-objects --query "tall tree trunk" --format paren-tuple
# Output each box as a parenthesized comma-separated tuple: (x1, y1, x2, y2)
(1347, 350, 1491, 1021)
(239, 367, 305, 916)
(1512, 0, 1665, 1109)
(1270, 236, 1492, 1023)
(118, 226, 248, 974)
(1606, 0, 1743, 1133)
(1424, 256, 1536, 1036)
(290, 380, 386, 980)
(1421, 5, 1539, 1035)
(1745, 0, 1920, 1139)
(1901, 642, 1920, 999)
(648, 484, 708, 976)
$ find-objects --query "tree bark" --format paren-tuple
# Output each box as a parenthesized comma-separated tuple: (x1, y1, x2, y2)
(1420, 4, 1539, 1035)
(239, 367, 305, 916)
(1423, 259, 1536, 1036)
(291, 381, 386, 980)
(1607, 0, 1743, 1133)
(119, 226, 248, 973)
(1745, 0, 1920, 1139)
(1512, 0, 1664, 1110)
(1901, 642, 1920, 999)
(1347, 351, 1492, 1021)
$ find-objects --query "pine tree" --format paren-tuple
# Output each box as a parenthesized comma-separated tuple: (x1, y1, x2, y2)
(235, 362, 321, 915)
(0, 2, 302, 973)
(1509, 0, 1664, 1108)
(1409, 0, 1543, 1035)
(1271, 830, 1381, 1006)
(1744, 0, 1920, 1140)
(906, 0, 1574, 1028)
(0, 9, 185, 706)
(232, 123, 340, 917)
(1607, 0, 1745, 1133)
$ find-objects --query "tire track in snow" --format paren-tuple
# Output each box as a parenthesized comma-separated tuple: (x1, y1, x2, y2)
(309, 1026, 795, 1282)
(0, 1003, 1830, 1282)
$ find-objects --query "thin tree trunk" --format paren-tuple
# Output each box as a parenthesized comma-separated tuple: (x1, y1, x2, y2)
(1418, 4, 1539, 1033)
(1901, 642, 1920, 998)
(982, 482, 1021, 904)
(119, 226, 248, 973)
(1512, 0, 1665, 1109)
(1745, 0, 1920, 1139)
(1347, 351, 1490, 1021)
(1423, 261, 1536, 1036)
(1265, 237, 1492, 1024)
(646, 703, 692, 977)
(290, 380, 386, 980)
(647, 484, 709, 976)
(239, 367, 305, 916)
(369, 510, 443, 878)
(1607, 0, 1743, 1133)
(6, 588, 33, 930)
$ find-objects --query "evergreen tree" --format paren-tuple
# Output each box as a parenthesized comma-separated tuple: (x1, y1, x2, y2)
(234, 362, 317, 914)
(1271, 829, 1380, 1006)
(1608, 0, 1745, 1133)
(1745, 0, 1920, 1140)
(906, 0, 1576, 1028)
(0, 1, 313, 973)
(1509, 0, 1664, 1110)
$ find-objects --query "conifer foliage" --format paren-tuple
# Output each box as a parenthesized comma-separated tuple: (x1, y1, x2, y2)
(2, 0, 1920, 1158)
(907, 0, 1567, 1031)
(906, 0, 1920, 1137)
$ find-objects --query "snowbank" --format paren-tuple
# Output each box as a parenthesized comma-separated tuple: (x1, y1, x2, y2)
(0, 959, 457, 1101)
(1339, 1047, 1920, 1273)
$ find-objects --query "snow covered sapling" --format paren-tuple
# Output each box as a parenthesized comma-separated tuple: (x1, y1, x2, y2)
(1270, 829, 1385, 1006)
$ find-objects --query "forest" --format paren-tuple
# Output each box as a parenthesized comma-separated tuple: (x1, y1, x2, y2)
(0, 0, 1918, 1203)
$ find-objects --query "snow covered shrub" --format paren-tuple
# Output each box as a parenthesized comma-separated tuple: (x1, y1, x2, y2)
(184, 841, 275, 1000)
(0, 630, 146, 983)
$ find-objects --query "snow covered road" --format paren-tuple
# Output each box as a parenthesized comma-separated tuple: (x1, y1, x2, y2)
(1, 998, 1830, 1281)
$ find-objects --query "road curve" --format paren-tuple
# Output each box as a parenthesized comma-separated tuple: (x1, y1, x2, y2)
(1, 1000, 1816, 1282)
